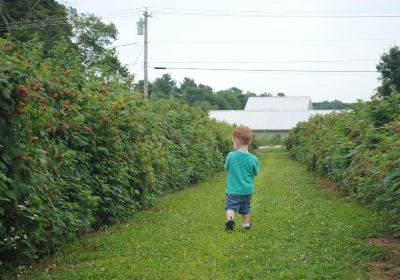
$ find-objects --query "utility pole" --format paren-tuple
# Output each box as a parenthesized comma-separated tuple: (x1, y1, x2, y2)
(143, 8, 151, 101)
(137, 9, 151, 100)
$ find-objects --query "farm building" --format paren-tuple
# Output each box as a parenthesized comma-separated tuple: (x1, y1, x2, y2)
(244, 96, 313, 111)
(209, 97, 337, 138)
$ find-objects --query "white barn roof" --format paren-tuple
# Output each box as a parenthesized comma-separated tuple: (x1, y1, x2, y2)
(209, 110, 336, 131)
(244, 97, 313, 111)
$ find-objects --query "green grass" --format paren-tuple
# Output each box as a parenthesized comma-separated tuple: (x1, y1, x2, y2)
(13, 152, 388, 279)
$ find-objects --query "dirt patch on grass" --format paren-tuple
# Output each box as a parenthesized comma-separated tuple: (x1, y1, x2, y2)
(318, 177, 349, 198)
(318, 177, 340, 192)
(367, 237, 400, 280)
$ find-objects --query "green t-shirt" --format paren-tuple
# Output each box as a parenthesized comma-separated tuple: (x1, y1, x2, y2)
(224, 150, 259, 195)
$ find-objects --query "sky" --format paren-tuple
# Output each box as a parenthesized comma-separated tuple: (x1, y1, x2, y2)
(63, 0, 400, 102)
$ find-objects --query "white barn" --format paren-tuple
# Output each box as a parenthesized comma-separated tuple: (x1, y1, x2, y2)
(244, 96, 313, 111)
(209, 96, 337, 138)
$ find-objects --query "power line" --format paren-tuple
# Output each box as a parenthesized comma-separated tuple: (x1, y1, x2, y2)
(149, 7, 400, 15)
(148, 38, 398, 44)
(3, 6, 400, 31)
(152, 10, 400, 18)
(0, 15, 69, 28)
(130, 46, 144, 67)
(0, 14, 143, 31)
(4, 6, 400, 32)
(113, 42, 142, 48)
(84, 7, 143, 16)
(0, 12, 142, 31)
(0, 19, 71, 31)
(153, 66, 378, 73)
(149, 59, 377, 64)
(2, 9, 400, 33)
(0, 7, 145, 29)
(112, 39, 399, 47)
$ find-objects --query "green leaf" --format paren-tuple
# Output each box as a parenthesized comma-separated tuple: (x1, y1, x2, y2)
(5, 190, 17, 200)
(1, 154, 12, 165)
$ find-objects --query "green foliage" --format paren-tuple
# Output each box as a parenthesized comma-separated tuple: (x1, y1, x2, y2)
(0, 2, 130, 82)
(0, 0, 72, 52)
(259, 92, 273, 97)
(256, 134, 284, 146)
(69, 8, 117, 65)
(69, 8, 129, 79)
(0, 37, 232, 268)
(286, 92, 400, 233)
(146, 75, 259, 110)
(376, 46, 400, 97)
(150, 74, 179, 99)
(312, 100, 354, 110)
(147, 77, 291, 110)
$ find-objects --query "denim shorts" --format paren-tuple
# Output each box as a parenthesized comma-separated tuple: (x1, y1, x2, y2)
(225, 194, 253, 215)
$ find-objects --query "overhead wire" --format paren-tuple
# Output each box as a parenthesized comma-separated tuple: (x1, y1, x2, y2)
(153, 66, 378, 73)
(129, 46, 144, 67)
(113, 42, 142, 48)
(0, 6, 395, 76)
(148, 59, 377, 64)
(0, 10, 143, 31)
(148, 38, 398, 44)
(0, 7, 145, 29)
(3, 6, 400, 32)
(148, 7, 400, 15)
(152, 10, 400, 18)
(0, 13, 143, 31)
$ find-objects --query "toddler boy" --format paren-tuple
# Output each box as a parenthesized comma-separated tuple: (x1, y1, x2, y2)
(224, 126, 259, 232)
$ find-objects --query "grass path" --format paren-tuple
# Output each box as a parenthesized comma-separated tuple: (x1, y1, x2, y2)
(20, 152, 388, 279)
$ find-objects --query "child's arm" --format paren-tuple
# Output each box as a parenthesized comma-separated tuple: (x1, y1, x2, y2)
(253, 158, 259, 176)
(224, 153, 231, 171)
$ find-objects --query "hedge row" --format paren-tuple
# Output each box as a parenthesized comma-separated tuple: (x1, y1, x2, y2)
(286, 93, 400, 233)
(0, 38, 232, 267)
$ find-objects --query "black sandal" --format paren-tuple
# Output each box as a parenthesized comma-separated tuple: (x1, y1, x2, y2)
(225, 220, 235, 232)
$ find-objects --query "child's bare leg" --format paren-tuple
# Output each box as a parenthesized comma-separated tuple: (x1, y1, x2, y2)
(226, 209, 235, 221)
(242, 214, 250, 224)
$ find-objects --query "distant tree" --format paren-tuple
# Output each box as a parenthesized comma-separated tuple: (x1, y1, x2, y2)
(0, 0, 72, 52)
(180, 78, 203, 105)
(376, 46, 400, 98)
(97, 49, 132, 82)
(312, 100, 354, 110)
(198, 84, 215, 104)
(260, 92, 273, 97)
(0, 2, 130, 81)
(226, 87, 246, 108)
(68, 8, 132, 84)
(277, 92, 286, 97)
(135, 80, 153, 95)
(244, 91, 257, 97)
(243, 91, 257, 107)
(212, 93, 230, 109)
(146, 75, 285, 110)
(70, 10, 116, 65)
(151, 74, 179, 99)
(215, 88, 242, 109)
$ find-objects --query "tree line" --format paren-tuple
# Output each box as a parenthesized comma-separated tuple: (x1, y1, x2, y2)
(138, 74, 358, 110)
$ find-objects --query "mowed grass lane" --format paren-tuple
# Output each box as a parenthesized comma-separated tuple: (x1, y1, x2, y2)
(20, 153, 387, 279)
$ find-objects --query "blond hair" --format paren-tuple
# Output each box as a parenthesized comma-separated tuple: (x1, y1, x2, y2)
(232, 125, 252, 145)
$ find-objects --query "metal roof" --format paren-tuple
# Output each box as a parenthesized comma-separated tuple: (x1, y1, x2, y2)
(209, 110, 337, 130)
(244, 97, 313, 111)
